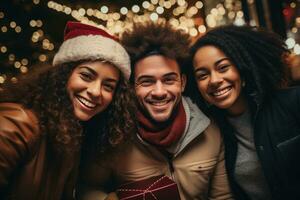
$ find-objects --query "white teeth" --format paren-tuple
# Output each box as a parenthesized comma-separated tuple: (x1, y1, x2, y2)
(212, 87, 231, 96)
(77, 96, 96, 108)
(150, 101, 169, 106)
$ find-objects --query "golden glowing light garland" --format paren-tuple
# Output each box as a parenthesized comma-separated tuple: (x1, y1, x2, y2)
(0, 0, 245, 84)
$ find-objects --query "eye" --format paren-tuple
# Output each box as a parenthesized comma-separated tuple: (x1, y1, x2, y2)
(218, 64, 230, 72)
(103, 83, 115, 92)
(137, 79, 155, 87)
(163, 77, 177, 85)
(80, 72, 93, 81)
(195, 71, 208, 81)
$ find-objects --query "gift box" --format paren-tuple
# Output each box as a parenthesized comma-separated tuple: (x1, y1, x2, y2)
(117, 175, 181, 200)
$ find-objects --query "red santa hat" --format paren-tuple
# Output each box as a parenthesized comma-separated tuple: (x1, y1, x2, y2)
(53, 21, 131, 80)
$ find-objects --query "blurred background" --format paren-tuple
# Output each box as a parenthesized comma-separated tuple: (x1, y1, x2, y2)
(0, 0, 299, 85)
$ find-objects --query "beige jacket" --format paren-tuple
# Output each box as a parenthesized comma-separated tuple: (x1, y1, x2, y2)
(80, 97, 233, 200)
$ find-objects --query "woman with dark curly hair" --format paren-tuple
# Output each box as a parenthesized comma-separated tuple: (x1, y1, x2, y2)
(186, 25, 300, 199)
(0, 21, 136, 200)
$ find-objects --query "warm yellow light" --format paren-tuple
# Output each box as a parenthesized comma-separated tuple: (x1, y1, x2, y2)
(79, 8, 86, 16)
(71, 10, 79, 18)
(228, 11, 235, 19)
(292, 27, 298, 33)
(43, 39, 50, 49)
(211, 8, 218, 16)
(188, 6, 198, 16)
(142, 1, 150, 9)
(64, 7, 72, 15)
(14, 61, 21, 68)
(101, 6, 109, 14)
(169, 18, 179, 27)
(56, 4, 63, 12)
(132, 5, 140, 13)
(33, 0, 40, 4)
(173, 8, 179, 16)
(112, 13, 121, 20)
(0, 76, 5, 84)
(11, 77, 18, 84)
(21, 58, 28, 65)
(30, 20, 37, 27)
(1, 46, 7, 53)
(120, 7, 128, 15)
(47, 1, 54, 8)
(32, 31, 41, 42)
(1, 26, 7, 32)
(37, 19, 45, 26)
(86, 8, 93, 16)
(15, 26, 22, 33)
(156, 6, 164, 14)
(39, 54, 47, 62)
(20, 66, 28, 73)
(218, 6, 226, 15)
(150, 13, 159, 21)
(151, 0, 159, 5)
(195, 1, 203, 9)
(177, 0, 186, 6)
(290, 2, 296, 8)
(237, 11, 244, 18)
(164, 1, 172, 9)
(37, 29, 44, 36)
(9, 54, 15, 61)
(48, 43, 54, 51)
(10, 21, 16, 28)
(198, 25, 206, 33)
(148, 4, 155, 11)
(206, 14, 217, 27)
(189, 28, 198, 37)
(0, 12, 4, 19)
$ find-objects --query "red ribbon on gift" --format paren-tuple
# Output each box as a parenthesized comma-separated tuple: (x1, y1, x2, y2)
(117, 175, 181, 200)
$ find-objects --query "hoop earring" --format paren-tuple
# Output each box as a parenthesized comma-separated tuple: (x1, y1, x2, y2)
(242, 80, 246, 87)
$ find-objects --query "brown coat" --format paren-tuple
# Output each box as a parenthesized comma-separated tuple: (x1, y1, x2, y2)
(0, 103, 79, 200)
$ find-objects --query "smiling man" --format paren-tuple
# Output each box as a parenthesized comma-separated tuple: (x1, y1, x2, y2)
(79, 22, 233, 200)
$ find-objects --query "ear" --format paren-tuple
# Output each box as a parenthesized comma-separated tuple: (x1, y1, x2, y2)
(181, 74, 187, 92)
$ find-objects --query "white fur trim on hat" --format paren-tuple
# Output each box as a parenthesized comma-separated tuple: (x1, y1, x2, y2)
(53, 34, 131, 80)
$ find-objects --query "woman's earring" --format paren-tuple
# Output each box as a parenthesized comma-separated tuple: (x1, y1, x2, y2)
(242, 80, 246, 87)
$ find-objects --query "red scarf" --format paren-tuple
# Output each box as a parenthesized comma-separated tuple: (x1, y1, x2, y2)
(137, 101, 186, 148)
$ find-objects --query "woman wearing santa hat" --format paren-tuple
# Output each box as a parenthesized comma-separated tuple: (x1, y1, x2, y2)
(0, 21, 136, 200)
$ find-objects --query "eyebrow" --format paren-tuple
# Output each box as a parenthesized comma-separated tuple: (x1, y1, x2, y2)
(136, 72, 179, 82)
(215, 57, 230, 65)
(104, 78, 118, 83)
(79, 66, 118, 83)
(194, 57, 230, 73)
(78, 66, 97, 76)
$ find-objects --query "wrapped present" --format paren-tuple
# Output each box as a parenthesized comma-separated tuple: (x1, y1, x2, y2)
(117, 175, 181, 200)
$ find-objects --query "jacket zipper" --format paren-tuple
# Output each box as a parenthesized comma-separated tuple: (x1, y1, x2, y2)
(167, 157, 175, 180)
(164, 152, 176, 180)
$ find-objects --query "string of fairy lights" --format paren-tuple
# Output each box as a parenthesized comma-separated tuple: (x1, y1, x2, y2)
(0, 0, 299, 85)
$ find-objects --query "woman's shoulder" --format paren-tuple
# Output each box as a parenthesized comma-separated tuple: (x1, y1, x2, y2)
(0, 102, 41, 142)
(273, 86, 300, 102)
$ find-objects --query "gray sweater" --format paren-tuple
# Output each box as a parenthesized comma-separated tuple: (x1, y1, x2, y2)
(228, 110, 271, 200)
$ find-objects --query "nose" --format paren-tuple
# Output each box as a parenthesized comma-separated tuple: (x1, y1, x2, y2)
(209, 72, 223, 86)
(151, 81, 167, 98)
(87, 81, 102, 98)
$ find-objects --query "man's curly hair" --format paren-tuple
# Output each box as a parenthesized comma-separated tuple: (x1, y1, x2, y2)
(0, 61, 136, 157)
(121, 21, 191, 82)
